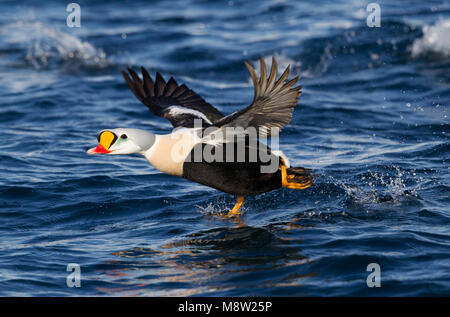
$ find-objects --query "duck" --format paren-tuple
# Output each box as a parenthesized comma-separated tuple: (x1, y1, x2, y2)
(87, 57, 313, 218)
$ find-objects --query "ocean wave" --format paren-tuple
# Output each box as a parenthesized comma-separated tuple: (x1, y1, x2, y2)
(0, 21, 109, 69)
(411, 19, 450, 59)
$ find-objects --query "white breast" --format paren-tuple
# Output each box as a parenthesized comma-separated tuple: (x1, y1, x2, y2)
(144, 129, 199, 176)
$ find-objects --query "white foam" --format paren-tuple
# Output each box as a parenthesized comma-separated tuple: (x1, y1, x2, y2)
(1, 21, 107, 69)
(411, 19, 450, 58)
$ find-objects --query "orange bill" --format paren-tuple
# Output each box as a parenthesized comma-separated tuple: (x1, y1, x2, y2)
(87, 131, 116, 154)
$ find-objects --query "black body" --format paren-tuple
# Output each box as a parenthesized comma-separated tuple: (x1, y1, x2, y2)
(182, 140, 282, 196)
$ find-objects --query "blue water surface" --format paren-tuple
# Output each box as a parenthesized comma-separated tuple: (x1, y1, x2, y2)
(0, 0, 449, 296)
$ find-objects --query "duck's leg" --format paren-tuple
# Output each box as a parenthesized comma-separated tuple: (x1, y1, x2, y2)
(224, 196, 245, 218)
(280, 158, 312, 189)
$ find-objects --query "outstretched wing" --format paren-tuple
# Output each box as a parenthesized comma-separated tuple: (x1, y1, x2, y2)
(212, 56, 302, 137)
(121, 67, 224, 128)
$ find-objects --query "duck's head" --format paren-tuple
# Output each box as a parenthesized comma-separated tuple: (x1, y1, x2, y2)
(87, 128, 155, 155)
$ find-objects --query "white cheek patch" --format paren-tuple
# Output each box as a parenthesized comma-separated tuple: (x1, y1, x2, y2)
(166, 106, 212, 124)
(108, 139, 141, 154)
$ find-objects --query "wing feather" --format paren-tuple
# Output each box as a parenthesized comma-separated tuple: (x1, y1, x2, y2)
(121, 67, 224, 128)
(141, 67, 155, 97)
(212, 56, 302, 137)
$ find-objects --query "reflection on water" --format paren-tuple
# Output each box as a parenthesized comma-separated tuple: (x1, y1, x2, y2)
(98, 224, 312, 296)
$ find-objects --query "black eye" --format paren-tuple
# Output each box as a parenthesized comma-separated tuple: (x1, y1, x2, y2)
(120, 134, 128, 139)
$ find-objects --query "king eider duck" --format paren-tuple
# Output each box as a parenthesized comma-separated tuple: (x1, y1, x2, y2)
(87, 57, 313, 218)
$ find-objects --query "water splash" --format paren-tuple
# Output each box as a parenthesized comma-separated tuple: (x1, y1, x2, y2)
(331, 166, 422, 207)
(410, 19, 450, 59)
(1, 21, 108, 69)
(195, 196, 248, 217)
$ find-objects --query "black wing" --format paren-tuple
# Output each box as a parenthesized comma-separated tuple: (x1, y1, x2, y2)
(213, 57, 302, 137)
(121, 67, 224, 128)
